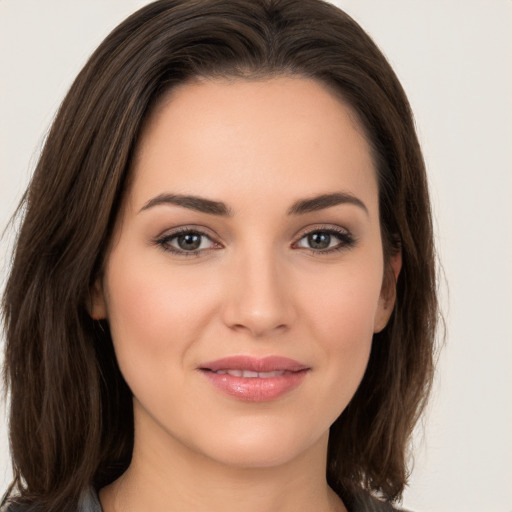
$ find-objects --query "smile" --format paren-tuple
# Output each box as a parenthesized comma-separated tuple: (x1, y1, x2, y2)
(199, 356, 310, 402)
(210, 369, 291, 378)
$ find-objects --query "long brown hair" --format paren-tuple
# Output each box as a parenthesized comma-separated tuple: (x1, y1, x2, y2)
(2, 1, 438, 510)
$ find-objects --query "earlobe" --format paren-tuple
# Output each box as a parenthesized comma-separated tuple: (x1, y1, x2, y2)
(88, 278, 107, 320)
(373, 250, 402, 333)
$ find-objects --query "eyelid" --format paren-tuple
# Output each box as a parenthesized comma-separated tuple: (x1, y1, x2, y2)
(153, 225, 223, 256)
(293, 223, 350, 239)
(155, 224, 219, 241)
(153, 223, 356, 257)
(291, 224, 357, 254)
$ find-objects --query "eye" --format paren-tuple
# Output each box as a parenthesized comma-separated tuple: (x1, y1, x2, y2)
(155, 228, 219, 256)
(295, 228, 355, 253)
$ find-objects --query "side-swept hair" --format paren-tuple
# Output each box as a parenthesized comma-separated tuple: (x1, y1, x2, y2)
(2, 1, 438, 510)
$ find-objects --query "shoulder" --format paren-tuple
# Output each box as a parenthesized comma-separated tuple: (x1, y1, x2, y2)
(0, 500, 33, 512)
(77, 488, 103, 512)
(0, 492, 27, 512)
(0, 487, 102, 512)
(348, 491, 413, 512)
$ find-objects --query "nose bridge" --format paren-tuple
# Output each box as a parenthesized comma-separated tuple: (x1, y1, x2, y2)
(222, 240, 294, 337)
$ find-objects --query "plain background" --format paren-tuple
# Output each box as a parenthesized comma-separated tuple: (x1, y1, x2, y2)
(1, 1, 511, 511)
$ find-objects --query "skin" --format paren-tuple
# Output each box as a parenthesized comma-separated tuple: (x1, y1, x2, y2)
(92, 76, 400, 512)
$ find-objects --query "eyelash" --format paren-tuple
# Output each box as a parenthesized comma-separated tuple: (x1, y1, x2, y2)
(154, 227, 219, 258)
(293, 226, 356, 255)
(154, 225, 356, 257)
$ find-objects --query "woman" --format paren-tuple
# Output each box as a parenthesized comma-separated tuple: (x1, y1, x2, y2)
(1, 1, 438, 511)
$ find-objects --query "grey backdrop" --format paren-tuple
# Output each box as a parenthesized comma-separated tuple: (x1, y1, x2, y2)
(1, 1, 511, 511)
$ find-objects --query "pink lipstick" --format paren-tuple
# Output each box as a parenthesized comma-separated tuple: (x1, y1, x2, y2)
(199, 356, 310, 402)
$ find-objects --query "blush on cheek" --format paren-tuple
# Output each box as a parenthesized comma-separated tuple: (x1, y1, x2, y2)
(305, 285, 378, 399)
(306, 274, 382, 337)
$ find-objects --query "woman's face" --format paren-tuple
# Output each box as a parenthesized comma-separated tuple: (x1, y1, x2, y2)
(92, 77, 398, 470)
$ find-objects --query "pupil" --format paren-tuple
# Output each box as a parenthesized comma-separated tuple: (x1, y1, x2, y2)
(308, 232, 330, 249)
(178, 233, 201, 250)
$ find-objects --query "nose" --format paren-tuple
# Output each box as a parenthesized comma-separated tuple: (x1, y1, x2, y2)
(221, 247, 297, 338)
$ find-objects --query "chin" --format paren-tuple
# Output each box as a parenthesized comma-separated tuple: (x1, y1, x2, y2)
(203, 441, 312, 469)
(187, 416, 330, 470)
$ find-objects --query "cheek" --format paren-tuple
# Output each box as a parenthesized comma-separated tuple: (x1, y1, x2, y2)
(303, 257, 383, 343)
(102, 250, 219, 376)
(298, 258, 383, 403)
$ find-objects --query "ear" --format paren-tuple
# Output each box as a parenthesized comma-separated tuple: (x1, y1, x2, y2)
(373, 250, 402, 333)
(88, 278, 107, 320)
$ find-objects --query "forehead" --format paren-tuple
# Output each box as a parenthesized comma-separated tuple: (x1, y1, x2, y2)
(129, 76, 378, 216)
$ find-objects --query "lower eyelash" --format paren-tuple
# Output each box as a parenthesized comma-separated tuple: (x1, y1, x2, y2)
(153, 227, 356, 257)
(302, 229, 357, 254)
(154, 229, 213, 257)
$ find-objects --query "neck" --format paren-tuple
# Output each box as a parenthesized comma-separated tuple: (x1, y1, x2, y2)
(100, 413, 345, 512)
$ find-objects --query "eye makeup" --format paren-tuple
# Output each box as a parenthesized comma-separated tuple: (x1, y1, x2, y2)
(152, 223, 357, 257)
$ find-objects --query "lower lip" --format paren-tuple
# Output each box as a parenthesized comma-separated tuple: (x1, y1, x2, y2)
(200, 370, 309, 402)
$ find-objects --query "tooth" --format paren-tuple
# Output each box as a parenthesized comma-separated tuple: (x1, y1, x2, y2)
(218, 369, 288, 378)
(259, 371, 284, 378)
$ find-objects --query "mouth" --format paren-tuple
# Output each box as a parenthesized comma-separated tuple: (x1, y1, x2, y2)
(206, 369, 294, 378)
(200, 355, 309, 373)
(198, 356, 310, 402)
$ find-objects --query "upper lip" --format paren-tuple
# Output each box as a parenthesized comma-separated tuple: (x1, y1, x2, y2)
(199, 355, 309, 373)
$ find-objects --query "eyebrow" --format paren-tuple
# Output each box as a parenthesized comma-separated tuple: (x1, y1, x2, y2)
(140, 193, 233, 216)
(287, 192, 368, 216)
(139, 192, 368, 216)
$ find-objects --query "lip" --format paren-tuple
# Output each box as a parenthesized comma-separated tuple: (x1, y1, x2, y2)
(199, 355, 310, 402)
